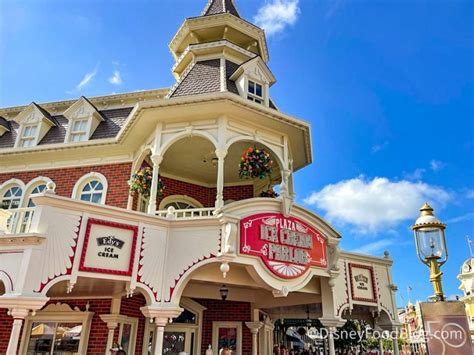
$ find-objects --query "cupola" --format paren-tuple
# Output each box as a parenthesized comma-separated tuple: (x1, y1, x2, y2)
(167, 0, 276, 109)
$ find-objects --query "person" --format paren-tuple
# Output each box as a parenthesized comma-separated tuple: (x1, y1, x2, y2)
(273, 345, 281, 354)
(110, 343, 120, 354)
(220, 346, 231, 355)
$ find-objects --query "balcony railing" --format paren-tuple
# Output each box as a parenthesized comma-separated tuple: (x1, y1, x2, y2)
(155, 206, 215, 219)
(1, 207, 36, 234)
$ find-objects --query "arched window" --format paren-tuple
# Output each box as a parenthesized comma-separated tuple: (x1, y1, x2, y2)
(26, 184, 46, 207)
(80, 180, 104, 203)
(159, 195, 203, 210)
(72, 172, 108, 205)
(1, 186, 22, 210)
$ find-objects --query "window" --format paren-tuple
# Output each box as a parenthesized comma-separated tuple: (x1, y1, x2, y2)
(247, 80, 263, 104)
(80, 180, 104, 203)
(70, 119, 88, 142)
(26, 321, 82, 354)
(19, 124, 38, 147)
(27, 184, 46, 207)
(20, 302, 93, 355)
(212, 322, 242, 355)
(159, 195, 203, 211)
(72, 172, 108, 205)
(2, 186, 22, 209)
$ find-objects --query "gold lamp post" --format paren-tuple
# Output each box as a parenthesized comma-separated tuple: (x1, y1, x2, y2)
(411, 203, 448, 302)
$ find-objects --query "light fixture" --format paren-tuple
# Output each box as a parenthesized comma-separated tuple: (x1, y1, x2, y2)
(411, 202, 448, 301)
(220, 284, 229, 301)
(211, 157, 219, 167)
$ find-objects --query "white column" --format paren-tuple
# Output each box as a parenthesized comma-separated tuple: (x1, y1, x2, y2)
(328, 327, 336, 355)
(214, 149, 227, 209)
(147, 154, 163, 214)
(154, 317, 168, 355)
(7, 308, 29, 355)
(379, 338, 384, 354)
(106, 322, 118, 354)
(245, 321, 263, 355)
(392, 338, 400, 355)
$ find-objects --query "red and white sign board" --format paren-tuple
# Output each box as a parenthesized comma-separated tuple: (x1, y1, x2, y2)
(240, 213, 327, 279)
(79, 218, 138, 276)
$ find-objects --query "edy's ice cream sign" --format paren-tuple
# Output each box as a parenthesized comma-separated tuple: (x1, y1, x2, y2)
(240, 213, 327, 279)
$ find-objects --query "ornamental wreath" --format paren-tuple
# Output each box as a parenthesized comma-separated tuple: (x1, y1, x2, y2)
(238, 147, 273, 180)
(128, 167, 165, 198)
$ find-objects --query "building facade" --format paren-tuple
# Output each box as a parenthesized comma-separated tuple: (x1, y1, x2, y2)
(0, 1, 400, 354)
(458, 257, 474, 339)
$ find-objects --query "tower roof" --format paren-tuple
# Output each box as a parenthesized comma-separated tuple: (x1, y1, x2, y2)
(201, 0, 240, 18)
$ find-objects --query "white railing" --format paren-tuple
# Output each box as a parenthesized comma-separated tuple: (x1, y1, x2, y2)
(0, 207, 36, 234)
(155, 206, 215, 219)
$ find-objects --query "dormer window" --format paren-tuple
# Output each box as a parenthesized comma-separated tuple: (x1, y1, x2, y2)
(229, 57, 276, 108)
(247, 80, 263, 104)
(14, 102, 56, 148)
(64, 96, 104, 143)
(70, 119, 89, 142)
(19, 124, 38, 147)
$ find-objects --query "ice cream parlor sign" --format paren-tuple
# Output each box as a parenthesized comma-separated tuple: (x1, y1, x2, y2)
(240, 213, 327, 279)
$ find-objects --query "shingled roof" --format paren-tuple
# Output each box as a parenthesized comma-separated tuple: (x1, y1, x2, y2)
(0, 107, 133, 149)
(202, 0, 240, 17)
(169, 59, 241, 98)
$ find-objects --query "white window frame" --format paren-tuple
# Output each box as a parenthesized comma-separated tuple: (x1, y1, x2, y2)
(68, 118, 90, 142)
(72, 172, 108, 205)
(247, 80, 264, 105)
(212, 321, 242, 355)
(117, 317, 138, 355)
(18, 123, 39, 147)
(19, 302, 94, 355)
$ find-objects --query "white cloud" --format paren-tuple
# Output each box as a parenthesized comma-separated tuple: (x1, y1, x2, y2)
(304, 176, 451, 234)
(109, 70, 122, 85)
(76, 65, 98, 90)
(254, 0, 300, 36)
(353, 239, 395, 255)
(430, 159, 446, 172)
(372, 141, 388, 153)
(446, 212, 474, 224)
(403, 168, 425, 181)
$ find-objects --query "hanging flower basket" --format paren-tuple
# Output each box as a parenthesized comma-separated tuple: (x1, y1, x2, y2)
(128, 167, 165, 198)
(239, 147, 273, 180)
(259, 186, 279, 198)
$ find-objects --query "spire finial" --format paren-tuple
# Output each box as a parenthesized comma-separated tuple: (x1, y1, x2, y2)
(419, 202, 434, 216)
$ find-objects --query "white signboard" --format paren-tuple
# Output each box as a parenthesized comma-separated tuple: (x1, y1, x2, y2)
(79, 219, 138, 276)
(349, 263, 377, 303)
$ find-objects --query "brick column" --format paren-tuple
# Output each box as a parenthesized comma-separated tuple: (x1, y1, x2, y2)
(148, 154, 163, 214)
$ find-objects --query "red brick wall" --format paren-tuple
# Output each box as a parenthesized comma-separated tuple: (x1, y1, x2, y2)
(0, 163, 132, 209)
(196, 299, 252, 355)
(158, 177, 254, 208)
(0, 308, 18, 354)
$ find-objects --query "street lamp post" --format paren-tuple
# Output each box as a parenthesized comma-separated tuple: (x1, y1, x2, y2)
(411, 203, 448, 302)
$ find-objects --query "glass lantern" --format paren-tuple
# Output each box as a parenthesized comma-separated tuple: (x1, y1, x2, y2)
(412, 203, 448, 266)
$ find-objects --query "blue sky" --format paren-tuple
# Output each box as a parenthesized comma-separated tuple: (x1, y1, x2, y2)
(1, 0, 473, 305)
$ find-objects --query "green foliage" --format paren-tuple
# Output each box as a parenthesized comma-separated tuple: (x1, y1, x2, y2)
(239, 147, 273, 180)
